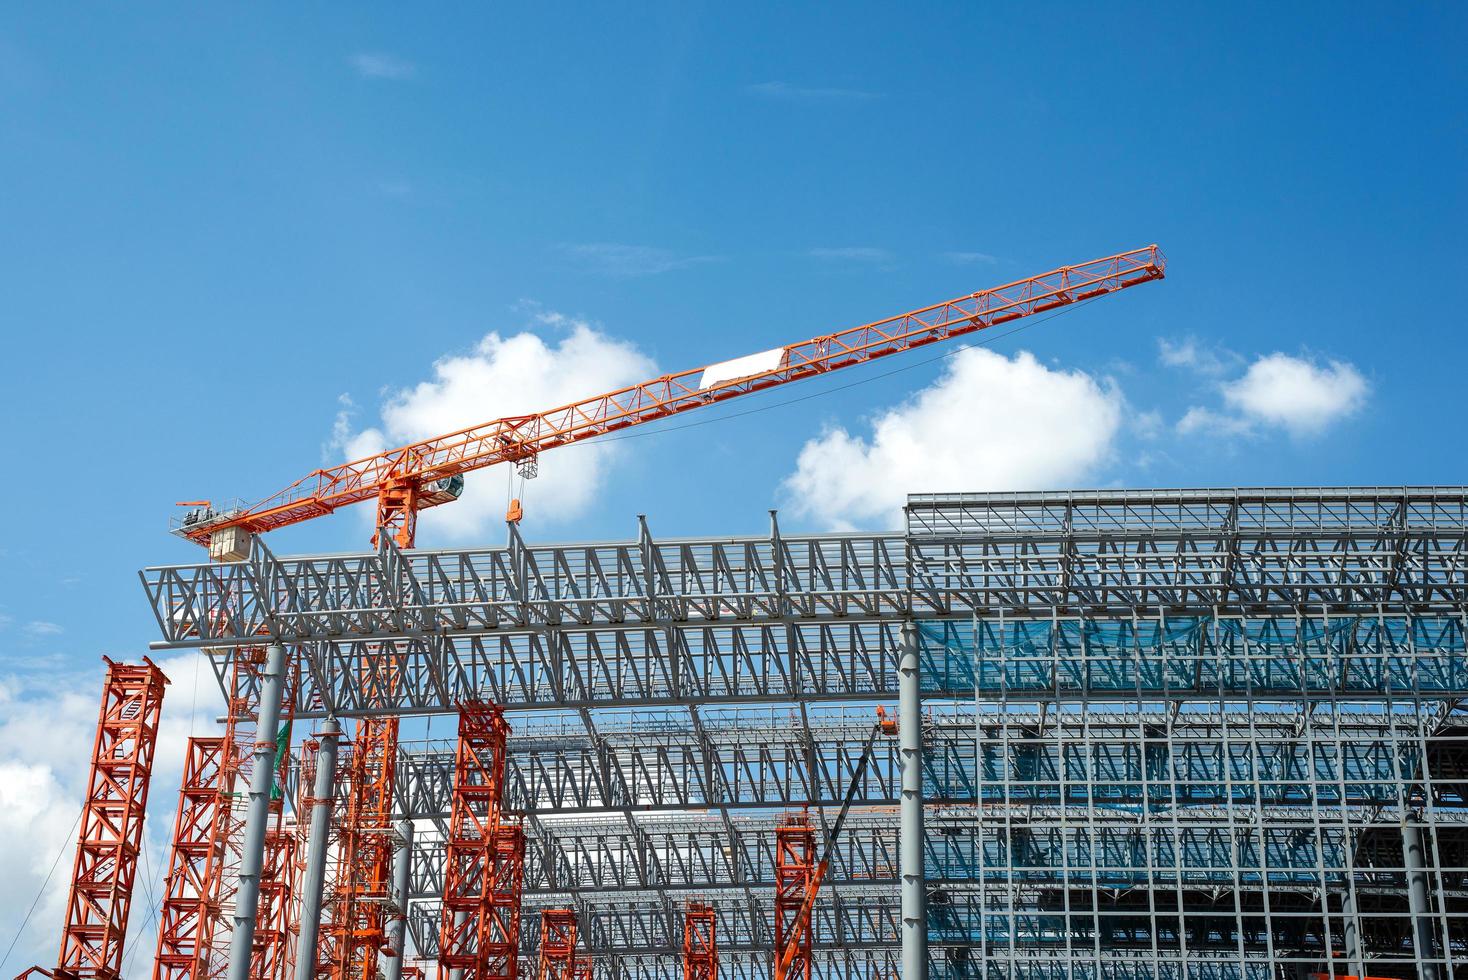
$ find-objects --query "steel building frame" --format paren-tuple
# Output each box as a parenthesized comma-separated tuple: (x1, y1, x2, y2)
(141, 488, 1468, 980)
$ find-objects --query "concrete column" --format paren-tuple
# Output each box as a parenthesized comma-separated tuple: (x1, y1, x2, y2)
(291, 716, 341, 980)
(1403, 818, 1441, 980)
(381, 820, 415, 980)
(899, 621, 927, 980)
(227, 643, 288, 980)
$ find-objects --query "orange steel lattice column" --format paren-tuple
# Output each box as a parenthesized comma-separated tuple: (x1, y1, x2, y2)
(326, 491, 420, 980)
(536, 911, 578, 980)
(773, 814, 817, 980)
(572, 957, 593, 980)
(324, 713, 397, 980)
(683, 903, 717, 980)
(249, 824, 299, 980)
(436, 702, 522, 980)
(53, 658, 169, 980)
(151, 737, 233, 980)
(152, 648, 288, 980)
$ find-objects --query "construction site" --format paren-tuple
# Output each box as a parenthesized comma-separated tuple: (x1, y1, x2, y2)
(12, 246, 1468, 980)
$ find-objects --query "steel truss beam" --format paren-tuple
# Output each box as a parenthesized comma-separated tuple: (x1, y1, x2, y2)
(407, 812, 898, 898)
(394, 708, 900, 822)
(141, 489, 1468, 719)
(389, 708, 1460, 824)
(408, 888, 900, 959)
(144, 487, 1468, 648)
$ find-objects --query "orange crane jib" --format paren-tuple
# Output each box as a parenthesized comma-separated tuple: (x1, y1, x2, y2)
(177, 245, 1164, 545)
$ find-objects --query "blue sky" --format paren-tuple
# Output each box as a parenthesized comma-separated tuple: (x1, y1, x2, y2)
(0, 3, 1464, 968)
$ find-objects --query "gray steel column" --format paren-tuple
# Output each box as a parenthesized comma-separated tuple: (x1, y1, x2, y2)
(226, 643, 288, 980)
(899, 621, 927, 980)
(1403, 817, 1441, 980)
(292, 716, 341, 980)
(381, 820, 414, 980)
(1340, 889, 1362, 979)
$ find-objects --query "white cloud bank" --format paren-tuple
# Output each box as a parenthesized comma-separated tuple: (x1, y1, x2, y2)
(1221, 353, 1369, 436)
(782, 348, 1124, 530)
(1167, 347, 1369, 439)
(336, 314, 656, 542)
(349, 52, 415, 80)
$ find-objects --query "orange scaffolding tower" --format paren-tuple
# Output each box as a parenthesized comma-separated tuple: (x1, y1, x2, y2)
(773, 814, 816, 980)
(682, 903, 717, 980)
(151, 736, 231, 980)
(20, 659, 169, 980)
(536, 911, 578, 980)
(436, 702, 524, 980)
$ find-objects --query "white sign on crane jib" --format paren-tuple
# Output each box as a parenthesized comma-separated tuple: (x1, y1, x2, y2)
(698, 346, 787, 390)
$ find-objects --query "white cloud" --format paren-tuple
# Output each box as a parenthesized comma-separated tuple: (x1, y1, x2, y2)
(808, 246, 893, 263)
(943, 251, 998, 265)
(1157, 337, 1239, 376)
(1133, 410, 1164, 440)
(1176, 406, 1254, 438)
(1221, 352, 1368, 436)
(560, 243, 718, 278)
(782, 348, 1124, 530)
(336, 315, 657, 541)
(1164, 346, 1368, 441)
(349, 52, 416, 80)
(23, 620, 63, 637)
(746, 81, 879, 102)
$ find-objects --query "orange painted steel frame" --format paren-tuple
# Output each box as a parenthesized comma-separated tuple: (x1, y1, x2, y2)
(436, 703, 523, 980)
(682, 903, 717, 980)
(152, 737, 232, 980)
(43, 659, 169, 980)
(536, 910, 578, 980)
(179, 245, 1164, 547)
(324, 711, 398, 980)
(152, 656, 298, 980)
(571, 958, 593, 980)
(773, 815, 816, 980)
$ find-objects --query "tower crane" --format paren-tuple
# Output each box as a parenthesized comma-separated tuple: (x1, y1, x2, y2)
(165, 245, 1164, 980)
(175, 245, 1164, 556)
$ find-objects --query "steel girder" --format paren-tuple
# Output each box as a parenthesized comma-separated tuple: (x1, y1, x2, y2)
(407, 887, 900, 959)
(406, 812, 899, 898)
(394, 709, 900, 823)
(140, 489, 1468, 720)
(389, 708, 1456, 824)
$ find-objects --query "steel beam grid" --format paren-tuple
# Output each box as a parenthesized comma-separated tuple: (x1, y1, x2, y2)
(137, 488, 1468, 978)
(408, 886, 901, 959)
(407, 811, 898, 899)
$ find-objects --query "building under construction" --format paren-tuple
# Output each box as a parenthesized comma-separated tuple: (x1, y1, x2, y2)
(14, 252, 1468, 980)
